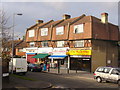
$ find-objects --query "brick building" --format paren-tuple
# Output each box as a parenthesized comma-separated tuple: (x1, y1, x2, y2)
(25, 13, 119, 72)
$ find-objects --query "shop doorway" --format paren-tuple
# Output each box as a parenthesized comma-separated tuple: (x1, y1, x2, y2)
(70, 58, 91, 72)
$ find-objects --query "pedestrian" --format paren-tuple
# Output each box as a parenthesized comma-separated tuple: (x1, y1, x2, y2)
(40, 63, 43, 71)
(43, 63, 47, 71)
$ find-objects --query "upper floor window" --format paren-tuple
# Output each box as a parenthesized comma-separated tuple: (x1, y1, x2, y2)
(74, 40, 84, 47)
(29, 42, 35, 47)
(74, 24, 84, 34)
(56, 26, 64, 35)
(41, 41, 48, 47)
(29, 30, 35, 37)
(18, 48, 23, 52)
(41, 28, 48, 36)
(57, 41, 64, 47)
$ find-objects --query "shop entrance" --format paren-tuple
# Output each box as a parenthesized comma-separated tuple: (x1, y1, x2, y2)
(70, 58, 91, 72)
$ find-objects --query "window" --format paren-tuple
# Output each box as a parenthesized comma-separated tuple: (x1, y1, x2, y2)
(29, 30, 34, 37)
(56, 26, 64, 35)
(29, 42, 35, 47)
(18, 48, 23, 52)
(41, 41, 48, 47)
(57, 41, 64, 47)
(74, 40, 84, 47)
(111, 69, 120, 74)
(97, 67, 104, 72)
(103, 68, 111, 73)
(41, 28, 48, 36)
(74, 24, 84, 34)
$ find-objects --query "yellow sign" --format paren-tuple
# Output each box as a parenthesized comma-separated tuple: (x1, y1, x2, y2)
(68, 50, 91, 55)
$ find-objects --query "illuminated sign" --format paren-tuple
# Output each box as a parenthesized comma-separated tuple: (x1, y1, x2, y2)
(68, 50, 91, 55)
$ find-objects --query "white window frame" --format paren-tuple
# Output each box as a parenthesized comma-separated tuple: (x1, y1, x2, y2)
(41, 28, 48, 36)
(74, 40, 84, 47)
(41, 41, 48, 47)
(29, 30, 35, 37)
(74, 24, 84, 34)
(29, 42, 35, 47)
(56, 26, 64, 35)
(57, 41, 64, 47)
(18, 48, 23, 52)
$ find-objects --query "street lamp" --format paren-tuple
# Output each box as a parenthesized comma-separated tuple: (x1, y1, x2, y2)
(11, 13, 22, 73)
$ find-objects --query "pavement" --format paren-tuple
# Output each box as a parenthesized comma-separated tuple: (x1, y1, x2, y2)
(2, 68, 93, 89)
(2, 74, 52, 89)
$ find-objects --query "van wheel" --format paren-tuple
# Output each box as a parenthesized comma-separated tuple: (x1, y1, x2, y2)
(31, 69, 34, 72)
(96, 77, 102, 83)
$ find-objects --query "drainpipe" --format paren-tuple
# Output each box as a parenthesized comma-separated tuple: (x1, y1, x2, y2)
(67, 23, 70, 74)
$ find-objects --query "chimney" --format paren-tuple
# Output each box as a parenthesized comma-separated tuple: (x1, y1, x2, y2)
(36, 20, 43, 24)
(63, 14, 71, 20)
(101, 13, 108, 24)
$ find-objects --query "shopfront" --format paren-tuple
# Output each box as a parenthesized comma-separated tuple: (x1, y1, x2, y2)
(68, 49, 91, 72)
(25, 47, 38, 63)
(48, 47, 69, 69)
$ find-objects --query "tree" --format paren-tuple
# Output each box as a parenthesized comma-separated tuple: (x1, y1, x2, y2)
(0, 9, 12, 62)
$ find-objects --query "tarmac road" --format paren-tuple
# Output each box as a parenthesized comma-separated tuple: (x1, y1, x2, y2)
(25, 71, 118, 88)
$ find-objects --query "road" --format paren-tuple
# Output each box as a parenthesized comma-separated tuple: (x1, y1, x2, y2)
(25, 71, 118, 88)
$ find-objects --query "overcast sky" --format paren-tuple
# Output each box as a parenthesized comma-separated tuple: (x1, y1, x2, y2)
(1, 2, 119, 39)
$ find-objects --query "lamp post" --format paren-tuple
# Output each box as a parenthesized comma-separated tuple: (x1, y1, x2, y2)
(11, 13, 22, 74)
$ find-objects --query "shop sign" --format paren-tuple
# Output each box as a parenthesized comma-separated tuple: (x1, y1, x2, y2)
(70, 55, 91, 58)
(25, 47, 38, 53)
(69, 50, 91, 55)
(38, 47, 53, 54)
(53, 47, 69, 55)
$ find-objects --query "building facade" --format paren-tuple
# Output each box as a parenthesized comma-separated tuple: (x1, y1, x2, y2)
(25, 13, 119, 72)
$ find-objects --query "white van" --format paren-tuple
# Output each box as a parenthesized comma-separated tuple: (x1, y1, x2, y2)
(9, 58, 27, 75)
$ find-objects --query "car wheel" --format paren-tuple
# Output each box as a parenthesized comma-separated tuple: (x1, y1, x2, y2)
(96, 77, 102, 83)
(118, 80, 120, 86)
(106, 80, 110, 83)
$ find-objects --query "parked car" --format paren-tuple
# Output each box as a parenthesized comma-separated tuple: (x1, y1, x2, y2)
(27, 63, 42, 72)
(94, 66, 120, 85)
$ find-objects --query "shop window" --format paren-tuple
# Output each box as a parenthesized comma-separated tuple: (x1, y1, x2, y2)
(74, 40, 84, 47)
(74, 24, 84, 34)
(57, 41, 64, 47)
(56, 26, 64, 35)
(41, 41, 48, 47)
(41, 28, 48, 36)
(29, 42, 35, 47)
(29, 30, 34, 37)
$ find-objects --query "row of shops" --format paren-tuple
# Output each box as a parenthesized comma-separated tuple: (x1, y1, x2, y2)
(24, 47, 91, 72)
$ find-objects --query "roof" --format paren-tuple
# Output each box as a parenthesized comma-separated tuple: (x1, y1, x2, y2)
(27, 20, 54, 30)
(54, 14, 86, 27)
(15, 41, 27, 48)
(42, 19, 64, 28)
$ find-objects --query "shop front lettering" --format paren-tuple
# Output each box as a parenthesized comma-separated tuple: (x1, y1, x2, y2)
(69, 50, 91, 55)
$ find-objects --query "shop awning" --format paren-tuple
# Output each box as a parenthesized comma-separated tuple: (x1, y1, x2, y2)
(32, 54, 49, 58)
(48, 55, 68, 59)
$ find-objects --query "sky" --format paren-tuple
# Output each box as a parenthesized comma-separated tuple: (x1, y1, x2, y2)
(0, 1, 119, 39)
